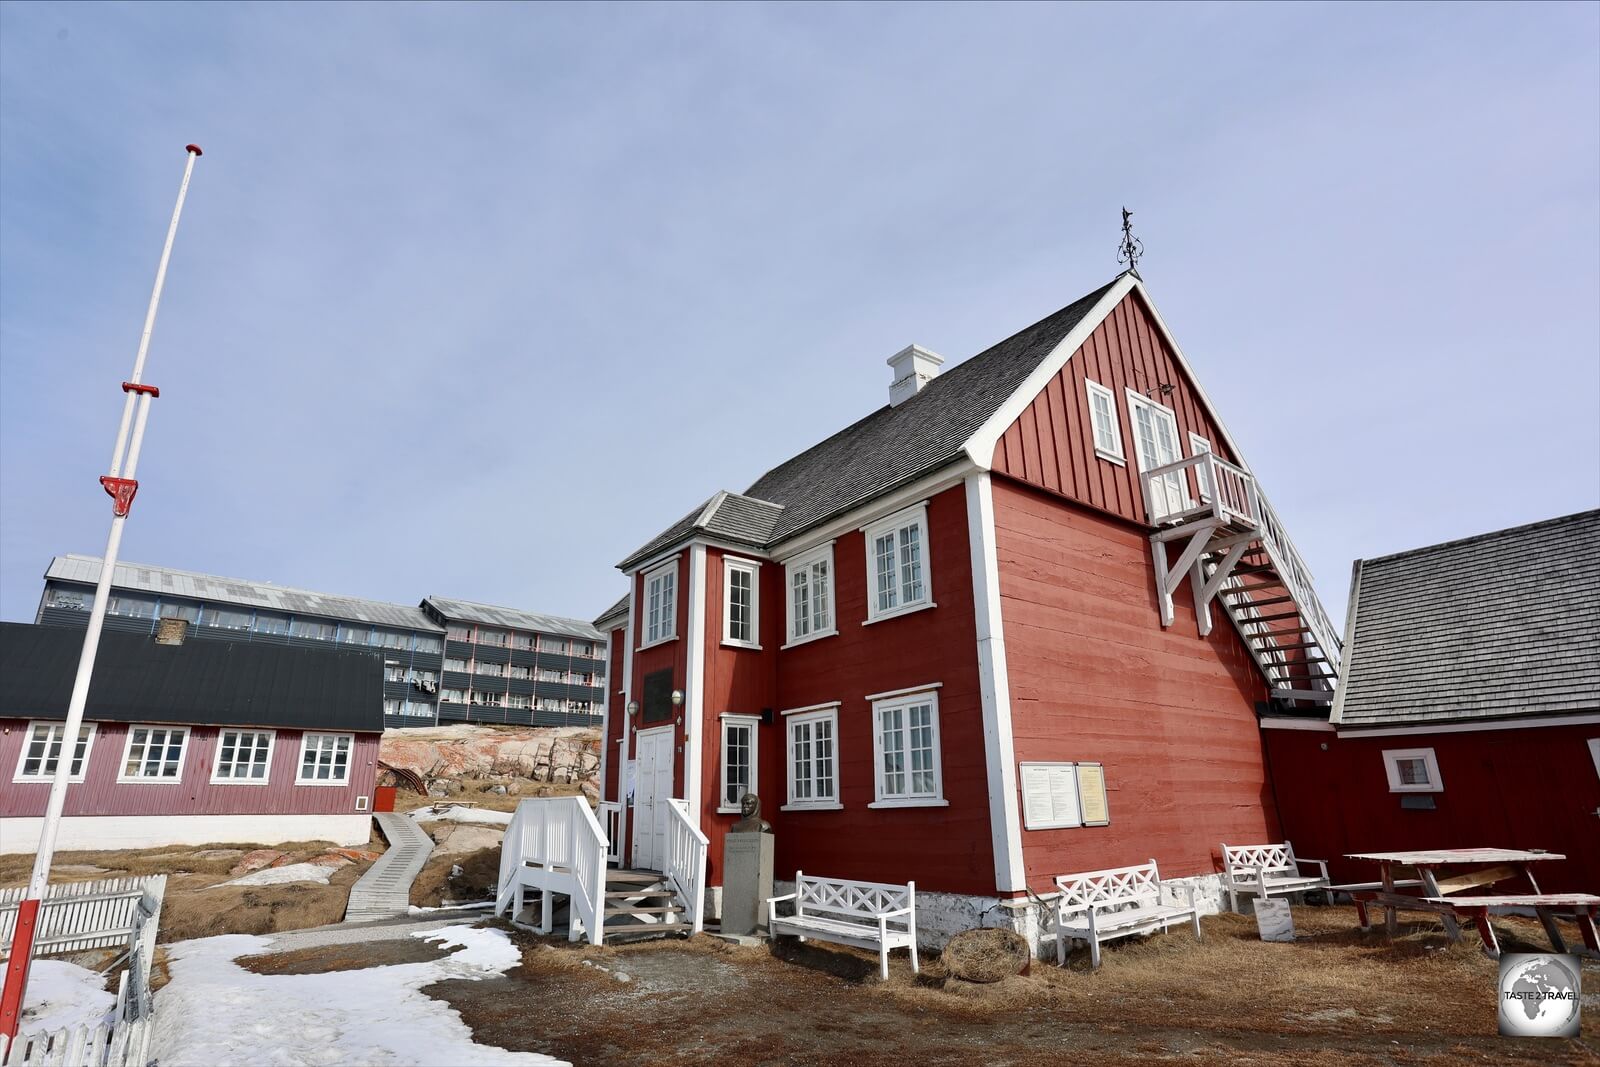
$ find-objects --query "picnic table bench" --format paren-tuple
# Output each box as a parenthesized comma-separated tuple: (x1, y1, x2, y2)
(1344, 848, 1569, 948)
(767, 872, 918, 980)
(1424, 895, 1600, 959)
(1053, 860, 1200, 969)
(1220, 842, 1330, 913)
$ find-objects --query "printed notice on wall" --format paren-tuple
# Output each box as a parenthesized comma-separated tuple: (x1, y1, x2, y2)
(1076, 762, 1109, 825)
(1020, 762, 1082, 830)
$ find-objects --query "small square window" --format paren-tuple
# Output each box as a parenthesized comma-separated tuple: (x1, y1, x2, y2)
(1382, 747, 1442, 793)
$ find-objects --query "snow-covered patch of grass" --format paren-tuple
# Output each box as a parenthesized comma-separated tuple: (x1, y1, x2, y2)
(151, 924, 563, 1066)
(409, 805, 513, 827)
(0, 958, 116, 1035)
(214, 862, 336, 888)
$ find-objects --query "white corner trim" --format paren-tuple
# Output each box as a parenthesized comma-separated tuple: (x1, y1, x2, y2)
(598, 628, 614, 804)
(1328, 558, 1364, 727)
(1258, 717, 1336, 732)
(779, 700, 842, 717)
(964, 471, 1026, 894)
(684, 543, 708, 829)
(863, 682, 943, 703)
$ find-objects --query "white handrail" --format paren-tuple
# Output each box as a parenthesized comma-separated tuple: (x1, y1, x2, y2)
(495, 796, 608, 944)
(597, 801, 622, 865)
(663, 799, 708, 934)
(1252, 490, 1341, 674)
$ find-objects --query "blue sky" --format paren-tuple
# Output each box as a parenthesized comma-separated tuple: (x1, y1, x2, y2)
(2, 2, 1596, 625)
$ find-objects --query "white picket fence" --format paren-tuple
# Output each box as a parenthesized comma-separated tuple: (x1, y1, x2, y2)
(0, 877, 165, 1067)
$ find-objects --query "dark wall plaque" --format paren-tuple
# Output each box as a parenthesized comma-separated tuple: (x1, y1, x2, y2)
(642, 668, 674, 724)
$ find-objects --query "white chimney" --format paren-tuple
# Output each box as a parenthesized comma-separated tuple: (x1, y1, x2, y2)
(886, 344, 945, 407)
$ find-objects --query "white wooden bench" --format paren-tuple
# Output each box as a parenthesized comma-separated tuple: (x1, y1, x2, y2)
(1054, 860, 1200, 969)
(1220, 842, 1330, 913)
(767, 871, 918, 980)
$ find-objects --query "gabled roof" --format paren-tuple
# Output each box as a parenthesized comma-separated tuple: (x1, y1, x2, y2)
(421, 596, 603, 641)
(1331, 510, 1600, 729)
(619, 278, 1119, 568)
(46, 555, 442, 633)
(593, 595, 630, 631)
(0, 622, 384, 732)
(618, 491, 786, 571)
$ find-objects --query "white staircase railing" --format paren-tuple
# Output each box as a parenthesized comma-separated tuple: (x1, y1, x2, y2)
(495, 796, 607, 945)
(1252, 491, 1341, 675)
(662, 799, 708, 935)
(598, 801, 622, 865)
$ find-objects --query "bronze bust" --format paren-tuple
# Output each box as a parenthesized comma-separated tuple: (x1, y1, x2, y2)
(730, 792, 772, 834)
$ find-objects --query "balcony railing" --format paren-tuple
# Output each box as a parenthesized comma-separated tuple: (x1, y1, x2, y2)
(1139, 452, 1259, 528)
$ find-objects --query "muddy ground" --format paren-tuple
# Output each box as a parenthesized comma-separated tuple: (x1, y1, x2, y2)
(426, 908, 1600, 1066)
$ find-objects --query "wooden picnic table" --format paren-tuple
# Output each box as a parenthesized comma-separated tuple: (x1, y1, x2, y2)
(1422, 894, 1600, 958)
(1343, 848, 1567, 945)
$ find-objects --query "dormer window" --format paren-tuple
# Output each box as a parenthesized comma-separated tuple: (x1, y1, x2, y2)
(863, 503, 933, 623)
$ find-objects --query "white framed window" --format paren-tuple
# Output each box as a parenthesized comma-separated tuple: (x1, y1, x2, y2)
(444, 657, 469, 673)
(210, 729, 275, 784)
(718, 714, 761, 812)
(1382, 747, 1443, 793)
(13, 721, 95, 784)
(474, 661, 505, 677)
(506, 693, 531, 710)
(642, 560, 678, 647)
(1085, 379, 1125, 463)
(783, 705, 840, 810)
(863, 504, 933, 623)
(297, 733, 354, 785)
(1125, 389, 1186, 519)
(722, 557, 761, 648)
(870, 690, 945, 807)
(784, 544, 835, 646)
(1188, 433, 1213, 503)
(118, 726, 189, 783)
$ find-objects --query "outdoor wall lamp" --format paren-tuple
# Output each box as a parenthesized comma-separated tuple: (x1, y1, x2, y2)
(625, 700, 640, 718)
(670, 689, 684, 707)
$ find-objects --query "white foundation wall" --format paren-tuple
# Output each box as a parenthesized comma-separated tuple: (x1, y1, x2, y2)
(0, 813, 373, 854)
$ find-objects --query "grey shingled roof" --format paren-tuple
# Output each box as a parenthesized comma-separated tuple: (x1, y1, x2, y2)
(421, 596, 603, 641)
(619, 279, 1118, 568)
(593, 595, 629, 630)
(47, 555, 442, 632)
(619, 492, 786, 570)
(1332, 510, 1600, 728)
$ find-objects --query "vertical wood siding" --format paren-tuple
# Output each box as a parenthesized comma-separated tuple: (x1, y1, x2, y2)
(1263, 723, 1600, 892)
(992, 480, 1280, 889)
(992, 290, 1238, 522)
(602, 625, 626, 803)
(0, 719, 379, 817)
(621, 555, 691, 866)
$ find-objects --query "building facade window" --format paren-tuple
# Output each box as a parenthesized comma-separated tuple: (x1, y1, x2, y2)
(447, 624, 473, 642)
(571, 640, 593, 657)
(1382, 748, 1443, 793)
(159, 601, 201, 624)
(47, 587, 94, 611)
(1126, 389, 1187, 519)
(211, 729, 274, 783)
(374, 629, 410, 650)
(541, 636, 569, 654)
(297, 733, 353, 785)
(1086, 379, 1124, 462)
(508, 664, 531, 680)
(340, 625, 371, 646)
(476, 628, 507, 648)
(291, 618, 335, 640)
(784, 706, 839, 809)
(119, 726, 189, 782)
(784, 545, 834, 645)
(444, 658, 469, 673)
(404, 701, 435, 718)
(719, 715, 760, 812)
(539, 697, 567, 713)
(506, 693, 531, 710)
(107, 594, 158, 618)
(474, 661, 505, 677)
(414, 634, 443, 653)
(643, 562, 678, 646)
(13, 722, 95, 783)
(470, 691, 504, 707)
(863, 505, 931, 622)
(205, 607, 253, 631)
(870, 690, 945, 807)
(441, 688, 468, 704)
(253, 612, 290, 636)
(723, 558, 761, 647)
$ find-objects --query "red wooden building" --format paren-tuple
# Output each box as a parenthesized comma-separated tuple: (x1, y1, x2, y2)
(1263, 511, 1600, 893)
(0, 621, 382, 853)
(593, 272, 1343, 946)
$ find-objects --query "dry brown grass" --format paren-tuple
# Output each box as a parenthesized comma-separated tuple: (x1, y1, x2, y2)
(409, 847, 500, 908)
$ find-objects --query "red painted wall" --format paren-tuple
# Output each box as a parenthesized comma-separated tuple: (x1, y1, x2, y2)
(620, 555, 691, 866)
(1263, 723, 1600, 892)
(602, 624, 626, 803)
(992, 479, 1281, 890)
(0, 718, 379, 817)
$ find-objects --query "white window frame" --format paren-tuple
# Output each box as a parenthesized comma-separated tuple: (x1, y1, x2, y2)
(782, 704, 841, 811)
(1382, 747, 1443, 793)
(1085, 379, 1125, 464)
(116, 725, 190, 784)
(862, 503, 935, 625)
(640, 559, 679, 649)
(296, 732, 356, 786)
(869, 689, 946, 808)
(1188, 433, 1213, 504)
(1125, 388, 1187, 518)
(12, 721, 96, 784)
(722, 557, 762, 650)
(717, 714, 761, 813)
(209, 728, 277, 785)
(783, 543, 837, 648)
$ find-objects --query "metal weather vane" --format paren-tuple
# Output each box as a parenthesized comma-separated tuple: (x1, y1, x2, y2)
(1117, 206, 1143, 277)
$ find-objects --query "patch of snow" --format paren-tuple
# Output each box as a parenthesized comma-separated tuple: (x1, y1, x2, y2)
(215, 862, 335, 888)
(151, 926, 563, 1066)
(406, 902, 496, 916)
(0, 958, 116, 1035)
(409, 805, 513, 827)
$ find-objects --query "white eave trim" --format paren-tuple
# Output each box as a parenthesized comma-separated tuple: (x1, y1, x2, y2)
(1258, 716, 1336, 732)
(769, 462, 975, 560)
(1334, 713, 1600, 738)
(863, 682, 943, 703)
(779, 700, 842, 717)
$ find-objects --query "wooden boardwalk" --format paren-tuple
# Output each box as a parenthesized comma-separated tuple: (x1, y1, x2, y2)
(344, 813, 434, 922)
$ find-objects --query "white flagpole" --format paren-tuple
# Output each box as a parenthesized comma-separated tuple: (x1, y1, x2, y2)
(0, 144, 202, 1041)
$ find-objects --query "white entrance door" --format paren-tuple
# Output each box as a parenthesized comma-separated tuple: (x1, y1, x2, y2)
(631, 727, 674, 870)
(1128, 392, 1186, 520)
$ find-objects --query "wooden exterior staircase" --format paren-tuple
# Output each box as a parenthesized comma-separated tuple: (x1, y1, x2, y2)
(511, 869, 695, 941)
(1140, 452, 1341, 706)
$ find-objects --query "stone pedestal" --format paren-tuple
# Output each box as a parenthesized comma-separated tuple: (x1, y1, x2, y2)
(722, 833, 774, 937)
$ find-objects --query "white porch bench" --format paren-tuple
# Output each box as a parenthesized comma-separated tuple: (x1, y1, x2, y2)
(1054, 860, 1200, 969)
(1221, 842, 1330, 913)
(767, 871, 918, 980)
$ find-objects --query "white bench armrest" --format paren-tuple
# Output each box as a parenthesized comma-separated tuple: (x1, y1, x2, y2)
(1295, 858, 1330, 881)
(876, 905, 914, 920)
(766, 892, 798, 905)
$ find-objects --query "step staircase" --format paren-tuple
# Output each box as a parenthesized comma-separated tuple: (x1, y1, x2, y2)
(1142, 452, 1341, 706)
(344, 812, 434, 923)
(512, 869, 694, 941)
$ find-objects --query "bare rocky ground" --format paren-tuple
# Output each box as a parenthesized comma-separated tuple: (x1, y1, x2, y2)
(423, 909, 1600, 1067)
